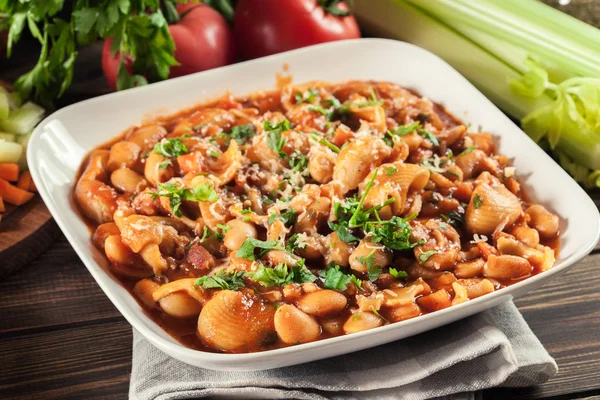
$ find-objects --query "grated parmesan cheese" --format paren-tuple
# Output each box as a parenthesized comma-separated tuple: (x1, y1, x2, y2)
(470, 234, 488, 244)
(504, 166, 516, 178)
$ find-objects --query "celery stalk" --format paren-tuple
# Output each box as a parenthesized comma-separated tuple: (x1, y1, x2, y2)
(0, 140, 23, 163)
(0, 101, 44, 135)
(0, 93, 9, 121)
(0, 132, 16, 141)
(354, 0, 552, 118)
(354, 0, 600, 187)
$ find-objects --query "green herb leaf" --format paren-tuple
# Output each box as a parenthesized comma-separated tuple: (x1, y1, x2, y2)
(289, 151, 308, 172)
(389, 267, 408, 279)
(236, 238, 284, 260)
(418, 128, 440, 147)
(418, 250, 437, 264)
(264, 119, 290, 158)
(473, 194, 483, 209)
(385, 166, 398, 176)
(357, 250, 382, 282)
(194, 270, 246, 291)
(310, 133, 341, 153)
(320, 264, 362, 290)
(247, 261, 317, 287)
(370, 306, 388, 322)
(285, 233, 306, 253)
(154, 137, 188, 158)
(151, 182, 218, 217)
(227, 123, 256, 145)
(458, 146, 475, 156)
(294, 88, 319, 104)
(364, 215, 419, 251)
(387, 121, 420, 137)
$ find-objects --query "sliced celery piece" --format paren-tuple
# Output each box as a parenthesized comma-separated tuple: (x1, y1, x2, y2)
(0, 132, 16, 141)
(0, 91, 9, 120)
(0, 102, 44, 135)
(0, 140, 23, 163)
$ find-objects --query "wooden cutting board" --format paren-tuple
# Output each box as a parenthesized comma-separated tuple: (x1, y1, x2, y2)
(0, 196, 60, 277)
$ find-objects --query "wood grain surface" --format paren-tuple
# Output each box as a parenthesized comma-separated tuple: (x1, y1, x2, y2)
(0, 196, 60, 277)
(2, 2, 600, 399)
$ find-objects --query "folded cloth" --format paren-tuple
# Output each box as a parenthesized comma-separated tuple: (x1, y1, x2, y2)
(129, 301, 557, 400)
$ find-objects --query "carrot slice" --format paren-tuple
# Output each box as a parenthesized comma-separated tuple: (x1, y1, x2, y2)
(0, 196, 5, 212)
(0, 163, 20, 181)
(17, 170, 35, 192)
(0, 178, 34, 206)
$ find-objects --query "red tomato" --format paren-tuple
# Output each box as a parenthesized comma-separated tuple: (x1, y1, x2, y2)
(233, 0, 360, 60)
(102, 3, 235, 90)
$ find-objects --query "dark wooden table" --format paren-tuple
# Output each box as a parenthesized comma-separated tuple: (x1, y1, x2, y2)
(2, 2, 600, 399)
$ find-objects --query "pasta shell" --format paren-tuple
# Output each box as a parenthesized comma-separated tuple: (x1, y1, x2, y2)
(197, 290, 275, 352)
(152, 278, 209, 304)
(360, 162, 430, 218)
(333, 136, 391, 194)
(208, 140, 242, 186)
(465, 183, 522, 235)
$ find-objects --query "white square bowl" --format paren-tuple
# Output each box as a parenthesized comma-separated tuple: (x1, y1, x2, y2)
(28, 38, 600, 371)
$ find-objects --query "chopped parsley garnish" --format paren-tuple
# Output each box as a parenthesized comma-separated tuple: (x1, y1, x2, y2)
(418, 128, 440, 146)
(385, 166, 398, 176)
(441, 210, 465, 227)
(387, 121, 420, 137)
(459, 146, 475, 156)
(207, 149, 219, 158)
(236, 238, 284, 260)
(328, 220, 360, 243)
(153, 137, 188, 158)
(310, 133, 341, 153)
(420, 155, 446, 173)
(194, 270, 246, 291)
(370, 306, 388, 322)
(418, 250, 437, 264)
(285, 233, 306, 253)
(329, 168, 418, 251)
(364, 215, 419, 251)
(268, 210, 297, 227)
(216, 223, 230, 233)
(228, 123, 256, 145)
(473, 194, 483, 209)
(264, 119, 290, 158)
(247, 261, 317, 287)
(320, 264, 363, 290)
(308, 104, 335, 120)
(289, 151, 308, 171)
(389, 267, 408, 279)
(151, 182, 218, 217)
(158, 159, 172, 170)
(295, 88, 319, 104)
(240, 208, 252, 215)
(357, 250, 382, 282)
(309, 92, 383, 121)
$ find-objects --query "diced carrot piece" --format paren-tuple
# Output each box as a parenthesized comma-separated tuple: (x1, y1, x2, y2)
(177, 152, 202, 175)
(0, 196, 5, 212)
(0, 178, 34, 206)
(0, 163, 20, 181)
(17, 170, 35, 192)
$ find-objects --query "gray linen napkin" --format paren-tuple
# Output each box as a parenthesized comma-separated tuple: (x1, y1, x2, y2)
(130, 301, 557, 400)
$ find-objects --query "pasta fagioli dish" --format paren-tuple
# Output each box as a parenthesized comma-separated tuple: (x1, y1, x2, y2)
(75, 80, 560, 353)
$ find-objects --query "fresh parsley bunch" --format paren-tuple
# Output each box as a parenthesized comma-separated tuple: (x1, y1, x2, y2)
(0, 0, 194, 106)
